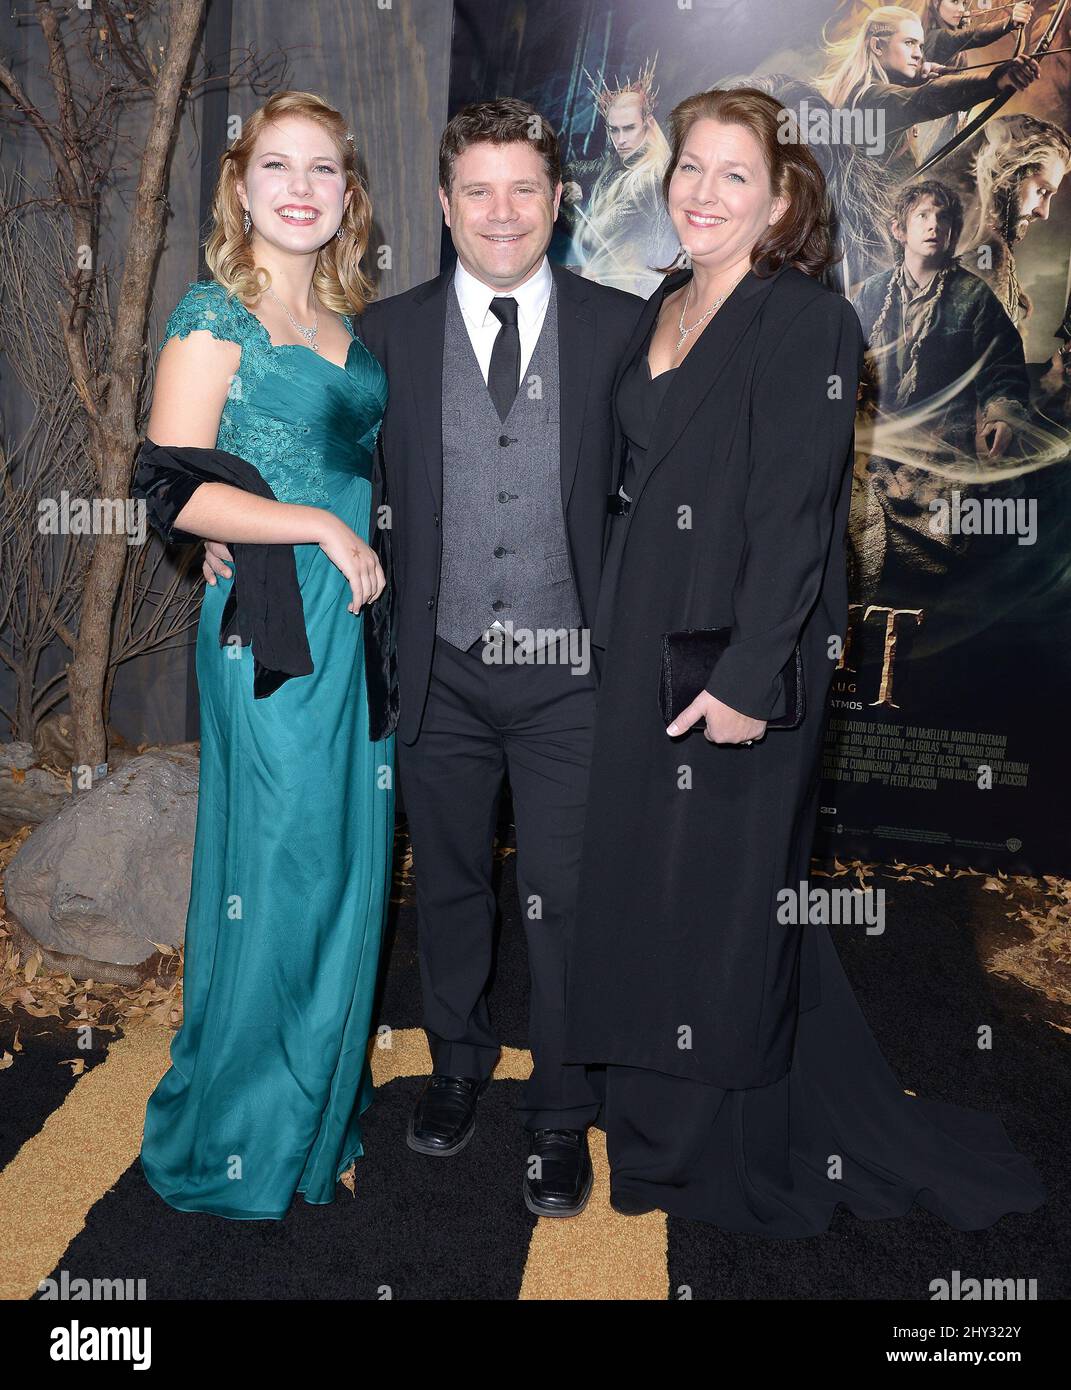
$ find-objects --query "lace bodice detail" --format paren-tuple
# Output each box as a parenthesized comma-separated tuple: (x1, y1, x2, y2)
(157, 279, 386, 506)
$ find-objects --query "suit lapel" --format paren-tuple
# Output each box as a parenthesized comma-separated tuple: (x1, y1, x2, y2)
(406, 267, 452, 510)
(616, 274, 670, 397)
(598, 275, 669, 532)
(551, 263, 595, 511)
(629, 265, 785, 505)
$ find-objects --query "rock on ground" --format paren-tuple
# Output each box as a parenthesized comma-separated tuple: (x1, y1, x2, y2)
(4, 745, 199, 969)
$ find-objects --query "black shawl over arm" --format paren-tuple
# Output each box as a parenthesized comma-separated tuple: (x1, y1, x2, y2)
(132, 436, 397, 739)
(132, 439, 313, 698)
(132, 438, 397, 736)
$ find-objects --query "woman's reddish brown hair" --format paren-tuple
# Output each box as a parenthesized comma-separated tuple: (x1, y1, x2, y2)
(659, 87, 836, 278)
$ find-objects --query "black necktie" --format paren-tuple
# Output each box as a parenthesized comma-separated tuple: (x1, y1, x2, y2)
(487, 296, 520, 422)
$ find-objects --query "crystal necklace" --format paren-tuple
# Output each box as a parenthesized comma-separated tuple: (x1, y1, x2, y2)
(266, 285, 320, 352)
(675, 268, 748, 352)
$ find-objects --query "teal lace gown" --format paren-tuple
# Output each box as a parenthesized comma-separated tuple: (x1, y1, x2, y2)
(139, 279, 395, 1219)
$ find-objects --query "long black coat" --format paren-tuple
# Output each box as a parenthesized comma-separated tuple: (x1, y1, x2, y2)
(562, 265, 864, 1089)
(354, 261, 644, 745)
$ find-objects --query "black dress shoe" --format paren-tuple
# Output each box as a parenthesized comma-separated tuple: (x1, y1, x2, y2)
(523, 1128, 594, 1218)
(407, 1074, 490, 1156)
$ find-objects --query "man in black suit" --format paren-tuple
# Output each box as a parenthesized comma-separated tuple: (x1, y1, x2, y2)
(209, 99, 643, 1217)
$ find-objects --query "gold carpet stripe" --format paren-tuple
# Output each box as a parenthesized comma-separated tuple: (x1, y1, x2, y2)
(369, 1029, 532, 1084)
(0, 1026, 530, 1300)
(519, 1127, 668, 1300)
(0, 1020, 171, 1301)
(2, 1022, 668, 1302)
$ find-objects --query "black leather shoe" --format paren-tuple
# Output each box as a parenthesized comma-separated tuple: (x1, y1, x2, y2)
(523, 1128, 593, 1218)
(407, 1074, 490, 1156)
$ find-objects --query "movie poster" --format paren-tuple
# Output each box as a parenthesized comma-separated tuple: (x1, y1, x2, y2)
(449, 0, 1071, 873)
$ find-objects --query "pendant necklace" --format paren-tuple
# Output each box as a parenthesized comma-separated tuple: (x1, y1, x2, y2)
(267, 285, 320, 352)
(675, 268, 748, 352)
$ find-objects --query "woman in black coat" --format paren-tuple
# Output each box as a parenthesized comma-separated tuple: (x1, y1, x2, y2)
(562, 88, 1046, 1235)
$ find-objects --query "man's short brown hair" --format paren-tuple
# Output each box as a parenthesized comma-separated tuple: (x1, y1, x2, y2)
(439, 98, 562, 195)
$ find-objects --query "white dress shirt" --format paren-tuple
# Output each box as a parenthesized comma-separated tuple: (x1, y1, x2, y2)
(452, 254, 553, 384)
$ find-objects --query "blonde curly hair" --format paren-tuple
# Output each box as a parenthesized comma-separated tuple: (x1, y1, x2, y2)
(204, 90, 375, 315)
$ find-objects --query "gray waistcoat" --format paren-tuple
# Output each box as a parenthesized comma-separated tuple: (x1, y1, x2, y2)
(437, 282, 582, 652)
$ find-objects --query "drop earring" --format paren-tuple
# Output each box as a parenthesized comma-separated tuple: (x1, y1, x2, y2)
(242, 209, 252, 235)
(335, 224, 344, 241)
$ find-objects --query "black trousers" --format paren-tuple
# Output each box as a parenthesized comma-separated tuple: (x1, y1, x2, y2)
(397, 634, 602, 1131)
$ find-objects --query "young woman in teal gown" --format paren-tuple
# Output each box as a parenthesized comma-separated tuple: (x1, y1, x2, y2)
(137, 92, 394, 1220)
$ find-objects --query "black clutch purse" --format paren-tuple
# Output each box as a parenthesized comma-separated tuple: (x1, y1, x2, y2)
(658, 628, 805, 731)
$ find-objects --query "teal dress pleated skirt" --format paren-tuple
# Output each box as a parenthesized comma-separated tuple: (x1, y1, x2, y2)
(140, 280, 394, 1219)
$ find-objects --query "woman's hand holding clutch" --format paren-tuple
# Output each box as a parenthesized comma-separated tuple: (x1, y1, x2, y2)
(666, 689, 767, 745)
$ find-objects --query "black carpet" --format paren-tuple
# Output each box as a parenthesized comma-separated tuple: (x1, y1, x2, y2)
(7, 817, 1067, 1301)
(0, 1006, 115, 1171)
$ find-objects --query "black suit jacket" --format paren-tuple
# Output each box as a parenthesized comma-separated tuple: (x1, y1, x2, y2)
(354, 260, 645, 744)
(591, 264, 865, 721)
